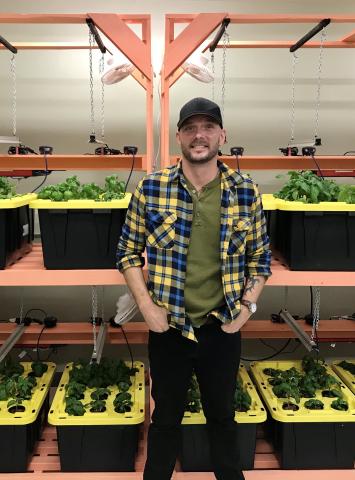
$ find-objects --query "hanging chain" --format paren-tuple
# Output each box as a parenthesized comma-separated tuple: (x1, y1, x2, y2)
(99, 52, 105, 142)
(210, 51, 215, 101)
(221, 30, 229, 116)
(314, 29, 326, 140)
(91, 286, 98, 355)
(10, 54, 17, 136)
(311, 286, 321, 343)
(290, 53, 298, 143)
(88, 31, 96, 136)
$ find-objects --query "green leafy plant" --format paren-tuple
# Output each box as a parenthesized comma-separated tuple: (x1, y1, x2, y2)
(37, 175, 126, 202)
(185, 375, 201, 413)
(185, 373, 252, 414)
(331, 398, 348, 411)
(0, 358, 24, 379)
(234, 378, 252, 412)
(113, 391, 133, 413)
(65, 381, 86, 400)
(64, 358, 137, 416)
(87, 399, 106, 413)
(65, 397, 85, 416)
(7, 397, 25, 412)
(263, 356, 344, 406)
(337, 185, 355, 204)
(90, 387, 110, 401)
(0, 177, 17, 199)
(101, 175, 126, 201)
(304, 399, 324, 410)
(274, 171, 339, 203)
(31, 361, 48, 378)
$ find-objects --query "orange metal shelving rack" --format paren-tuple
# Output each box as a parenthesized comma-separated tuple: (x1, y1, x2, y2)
(161, 13, 355, 171)
(0, 12, 154, 173)
(0, 11, 354, 479)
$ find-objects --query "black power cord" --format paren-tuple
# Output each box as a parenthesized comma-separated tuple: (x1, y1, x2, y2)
(240, 339, 292, 362)
(109, 316, 134, 369)
(124, 146, 138, 194)
(31, 151, 50, 193)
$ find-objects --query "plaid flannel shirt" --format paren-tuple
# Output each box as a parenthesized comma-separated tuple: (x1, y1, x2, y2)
(117, 161, 271, 341)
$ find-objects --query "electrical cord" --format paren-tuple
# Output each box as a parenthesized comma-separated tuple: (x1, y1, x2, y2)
(240, 338, 291, 362)
(118, 325, 134, 369)
(31, 153, 49, 193)
(23, 308, 48, 321)
(312, 155, 324, 180)
(124, 153, 135, 194)
(36, 325, 46, 362)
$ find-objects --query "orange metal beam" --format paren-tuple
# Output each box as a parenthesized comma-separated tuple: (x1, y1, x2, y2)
(0, 42, 101, 50)
(164, 12, 227, 79)
(0, 154, 145, 171)
(89, 13, 152, 81)
(217, 40, 355, 48)
(0, 319, 353, 345)
(227, 14, 355, 23)
(166, 13, 355, 24)
(340, 29, 355, 42)
(170, 155, 355, 171)
(0, 13, 88, 23)
(0, 13, 151, 25)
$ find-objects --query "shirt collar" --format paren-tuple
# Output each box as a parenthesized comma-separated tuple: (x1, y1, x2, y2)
(167, 159, 245, 190)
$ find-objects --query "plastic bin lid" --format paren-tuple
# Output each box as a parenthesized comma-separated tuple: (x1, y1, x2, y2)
(48, 361, 145, 426)
(0, 362, 55, 425)
(0, 194, 37, 209)
(261, 194, 278, 211)
(250, 360, 355, 423)
(332, 359, 355, 396)
(182, 364, 267, 425)
(275, 198, 355, 212)
(30, 193, 131, 209)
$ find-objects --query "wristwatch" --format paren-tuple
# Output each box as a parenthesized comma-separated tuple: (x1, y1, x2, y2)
(240, 299, 257, 314)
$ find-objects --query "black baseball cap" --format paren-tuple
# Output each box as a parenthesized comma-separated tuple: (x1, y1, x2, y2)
(177, 97, 223, 130)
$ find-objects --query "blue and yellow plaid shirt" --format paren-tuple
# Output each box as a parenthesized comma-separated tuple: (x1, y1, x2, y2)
(117, 161, 271, 341)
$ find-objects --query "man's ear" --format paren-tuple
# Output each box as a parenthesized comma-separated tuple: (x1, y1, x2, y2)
(219, 128, 227, 146)
(176, 131, 181, 145)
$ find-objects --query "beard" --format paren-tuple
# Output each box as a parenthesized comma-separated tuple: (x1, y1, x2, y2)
(180, 141, 219, 165)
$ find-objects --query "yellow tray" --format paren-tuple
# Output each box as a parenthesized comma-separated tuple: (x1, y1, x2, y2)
(30, 193, 131, 209)
(273, 197, 355, 212)
(48, 361, 144, 426)
(0, 362, 55, 425)
(332, 359, 355, 396)
(182, 364, 267, 425)
(250, 360, 355, 423)
(261, 194, 278, 211)
(0, 193, 37, 209)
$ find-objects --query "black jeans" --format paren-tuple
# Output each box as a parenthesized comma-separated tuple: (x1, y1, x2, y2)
(144, 321, 245, 480)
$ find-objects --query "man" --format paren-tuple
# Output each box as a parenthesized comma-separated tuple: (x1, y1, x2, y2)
(117, 97, 271, 480)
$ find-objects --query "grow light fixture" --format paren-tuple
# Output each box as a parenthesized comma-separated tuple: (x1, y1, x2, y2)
(101, 52, 135, 85)
(182, 51, 214, 83)
(279, 309, 318, 352)
(113, 291, 139, 326)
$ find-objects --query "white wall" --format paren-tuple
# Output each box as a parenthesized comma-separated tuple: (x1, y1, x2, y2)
(0, 1, 354, 364)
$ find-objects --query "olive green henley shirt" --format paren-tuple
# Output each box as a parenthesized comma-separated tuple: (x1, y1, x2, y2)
(184, 174, 225, 327)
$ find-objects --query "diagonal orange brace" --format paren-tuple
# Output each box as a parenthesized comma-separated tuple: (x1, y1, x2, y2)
(89, 13, 151, 81)
(164, 12, 227, 79)
(340, 29, 355, 42)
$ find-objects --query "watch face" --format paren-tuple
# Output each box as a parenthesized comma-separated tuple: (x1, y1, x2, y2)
(250, 303, 257, 314)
